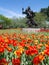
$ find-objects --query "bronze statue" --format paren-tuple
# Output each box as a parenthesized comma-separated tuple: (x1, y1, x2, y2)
(22, 6, 38, 27)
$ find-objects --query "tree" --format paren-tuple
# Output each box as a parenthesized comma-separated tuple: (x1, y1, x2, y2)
(11, 17, 28, 28)
(0, 15, 12, 28)
(34, 12, 47, 28)
(40, 6, 49, 21)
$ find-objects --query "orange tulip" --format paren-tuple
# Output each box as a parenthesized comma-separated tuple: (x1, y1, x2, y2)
(14, 46, 24, 57)
(6, 46, 12, 52)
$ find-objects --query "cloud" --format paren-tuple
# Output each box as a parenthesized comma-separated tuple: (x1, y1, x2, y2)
(0, 7, 25, 18)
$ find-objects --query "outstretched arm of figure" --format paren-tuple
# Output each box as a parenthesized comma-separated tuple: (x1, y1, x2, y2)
(22, 8, 27, 14)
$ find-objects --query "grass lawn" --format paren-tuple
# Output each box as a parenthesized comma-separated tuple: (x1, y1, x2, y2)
(0, 28, 49, 35)
(0, 29, 22, 34)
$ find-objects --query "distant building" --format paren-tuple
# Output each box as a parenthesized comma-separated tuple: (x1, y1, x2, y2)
(45, 21, 49, 28)
(46, 21, 49, 25)
(0, 20, 4, 22)
(0, 20, 4, 29)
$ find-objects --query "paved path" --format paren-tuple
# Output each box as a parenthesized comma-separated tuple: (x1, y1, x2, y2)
(22, 28, 40, 33)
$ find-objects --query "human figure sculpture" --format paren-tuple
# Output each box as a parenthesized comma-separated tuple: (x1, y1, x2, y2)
(22, 6, 38, 27)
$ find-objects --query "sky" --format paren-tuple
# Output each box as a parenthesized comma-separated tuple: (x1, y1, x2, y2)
(0, 0, 49, 18)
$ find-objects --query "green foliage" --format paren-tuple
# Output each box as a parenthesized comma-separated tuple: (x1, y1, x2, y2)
(34, 12, 47, 28)
(0, 15, 12, 28)
(11, 17, 28, 28)
(40, 6, 49, 21)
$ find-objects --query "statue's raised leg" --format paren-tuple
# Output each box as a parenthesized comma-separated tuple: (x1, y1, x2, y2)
(26, 20, 32, 27)
(31, 20, 38, 26)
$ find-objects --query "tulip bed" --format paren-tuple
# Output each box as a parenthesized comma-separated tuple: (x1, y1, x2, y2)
(0, 29, 49, 65)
